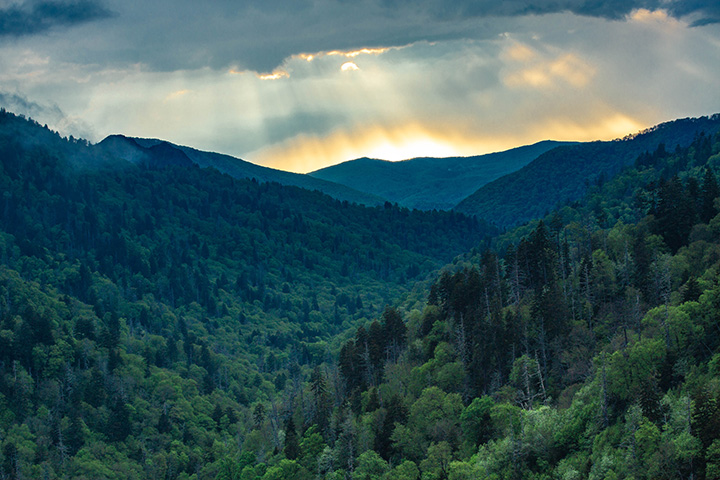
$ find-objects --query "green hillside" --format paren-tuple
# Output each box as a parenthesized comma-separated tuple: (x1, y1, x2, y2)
(313, 124, 720, 480)
(97, 135, 387, 207)
(2, 107, 720, 480)
(456, 115, 720, 227)
(0, 109, 492, 479)
(309, 141, 567, 211)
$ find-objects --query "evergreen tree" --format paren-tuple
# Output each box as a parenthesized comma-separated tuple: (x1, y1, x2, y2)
(702, 166, 720, 223)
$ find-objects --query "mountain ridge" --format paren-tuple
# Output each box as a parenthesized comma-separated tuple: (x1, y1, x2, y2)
(96, 135, 388, 207)
(309, 140, 570, 210)
(456, 114, 720, 226)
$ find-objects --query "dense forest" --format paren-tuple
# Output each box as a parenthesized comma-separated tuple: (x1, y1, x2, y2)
(315, 128, 720, 480)
(456, 115, 720, 227)
(1, 108, 720, 480)
(0, 109, 490, 479)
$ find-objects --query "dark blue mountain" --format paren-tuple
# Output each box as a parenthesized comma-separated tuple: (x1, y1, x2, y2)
(309, 141, 568, 210)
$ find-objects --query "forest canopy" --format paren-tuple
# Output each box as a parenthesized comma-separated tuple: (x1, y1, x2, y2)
(1, 109, 720, 480)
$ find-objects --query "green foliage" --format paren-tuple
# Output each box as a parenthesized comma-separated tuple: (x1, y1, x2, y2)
(457, 115, 720, 226)
(310, 141, 566, 211)
(391, 387, 463, 461)
(0, 110, 491, 479)
(352, 450, 389, 480)
(460, 396, 494, 447)
(386, 460, 420, 480)
(2, 108, 720, 480)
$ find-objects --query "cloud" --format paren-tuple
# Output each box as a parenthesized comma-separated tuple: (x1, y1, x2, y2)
(0, 90, 61, 117)
(503, 48, 596, 89)
(383, 0, 720, 25)
(0, 0, 113, 37)
(1, 0, 718, 174)
(0, 0, 717, 75)
(0, 90, 96, 139)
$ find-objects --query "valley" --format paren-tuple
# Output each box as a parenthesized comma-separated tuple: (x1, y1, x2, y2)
(1, 108, 720, 480)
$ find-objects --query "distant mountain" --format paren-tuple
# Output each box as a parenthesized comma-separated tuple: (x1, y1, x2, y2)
(96, 135, 387, 206)
(309, 141, 568, 210)
(456, 115, 720, 227)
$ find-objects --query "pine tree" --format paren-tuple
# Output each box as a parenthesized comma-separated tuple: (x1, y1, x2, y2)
(702, 166, 720, 223)
(284, 416, 300, 460)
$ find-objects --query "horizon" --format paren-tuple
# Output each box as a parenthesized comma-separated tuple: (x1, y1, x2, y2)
(6, 106, 713, 176)
(1, 1, 719, 173)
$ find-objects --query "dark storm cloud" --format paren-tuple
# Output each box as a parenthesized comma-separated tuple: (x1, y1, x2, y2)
(379, 0, 720, 23)
(0, 0, 113, 37)
(7, 0, 718, 74)
(664, 0, 720, 26)
(148, 0, 720, 72)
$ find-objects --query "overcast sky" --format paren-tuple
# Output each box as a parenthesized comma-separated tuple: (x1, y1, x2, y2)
(1, 0, 719, 172)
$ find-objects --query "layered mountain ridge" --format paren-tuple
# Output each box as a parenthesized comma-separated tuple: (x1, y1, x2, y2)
(308, 140, 569, 211)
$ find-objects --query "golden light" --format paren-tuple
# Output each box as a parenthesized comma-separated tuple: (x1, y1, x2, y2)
(245, 124, 507, 173)
(503, 51, 595, 89)
(293, 47, 391, 64)
(363, 136, 458, 161)
(164, 89, 190, 102)
(341, 62, 360, 72)
(245, 111, 651, 174)
(506, 43, 536, 62)
(549, 54, 595, 87)
(628, 8, 673, 24)
(527, 114, 646, 142)
(331, 47, 390, 58)
(258, 71, 290, 80)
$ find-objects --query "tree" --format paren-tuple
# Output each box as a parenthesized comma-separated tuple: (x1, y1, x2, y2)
(383, 306, 407, 361)
(386, 460, 420, 480)
(284, 417, 300, 460)
(702, 166, 720, 223)
(352, 450, 389, 480)
(420, 442, 452, 480)
(310, 366, 331, 434)
(707, 439, 720, 480)
(106, 399, 131, 442)
(261, 459, 311, 480)
(299, 426, 326, 473)
(392, 387, 463, 461)
(460, 396, 494, 447)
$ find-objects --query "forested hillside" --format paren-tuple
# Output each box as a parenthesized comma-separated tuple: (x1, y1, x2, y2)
(114, 136, 387, 207)
(303, 127, 720, 480)
(308, 141, 567, 211)
(2, 106, 720, 480)
(0, 109, 492, 479)
(456, 115, 720, 227)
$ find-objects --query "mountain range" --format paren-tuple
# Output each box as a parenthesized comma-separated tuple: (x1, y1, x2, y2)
(105, 115, 720, 229)
(3, 106, 720, 479)
(308, 141, 569, 211)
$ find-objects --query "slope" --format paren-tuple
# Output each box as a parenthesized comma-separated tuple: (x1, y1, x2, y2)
(456, 114, 720, 227)
(310, 121, 720, 480)
(309, 140, 567, 211)
(0, 109, 495, 479)
(119, 136, 387, 207)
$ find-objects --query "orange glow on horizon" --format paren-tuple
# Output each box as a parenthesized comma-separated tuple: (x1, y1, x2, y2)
(245, 114, 650, 174)
(246, 124, 532, 173)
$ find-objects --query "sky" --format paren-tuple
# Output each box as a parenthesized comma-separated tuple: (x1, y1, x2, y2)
(1, 0, 719, 173)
